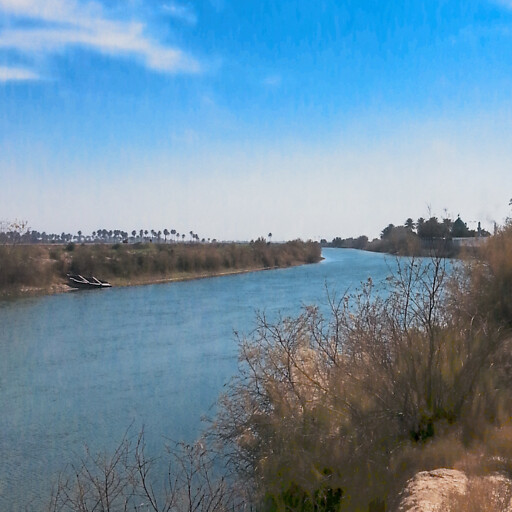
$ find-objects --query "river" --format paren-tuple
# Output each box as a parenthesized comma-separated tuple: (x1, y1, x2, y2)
(0, 248, 402, 510)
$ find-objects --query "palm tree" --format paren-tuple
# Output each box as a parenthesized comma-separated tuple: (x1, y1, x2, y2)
(171, 229, 176, 242)
(404, 218, 415, 231)
(164, 229, 169, 243)
(416, 218, 425, 238)
(268, 232, 273, 243)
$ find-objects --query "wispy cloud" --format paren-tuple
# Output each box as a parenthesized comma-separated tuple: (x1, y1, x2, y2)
(0, 65, 40, 82)
(262, 74, 282, 87)
(162, 1, 197, 25)
(0, 0, 200, 74)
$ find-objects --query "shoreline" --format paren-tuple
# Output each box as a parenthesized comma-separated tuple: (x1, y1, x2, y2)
(0, 240, 323, 299)
(1, 261, 313, 300)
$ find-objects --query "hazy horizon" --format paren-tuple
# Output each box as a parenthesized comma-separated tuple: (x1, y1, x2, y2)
(2, 0, 512, 240)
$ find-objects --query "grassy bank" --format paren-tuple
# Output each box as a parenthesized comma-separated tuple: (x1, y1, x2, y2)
(0, 239, 321, 297)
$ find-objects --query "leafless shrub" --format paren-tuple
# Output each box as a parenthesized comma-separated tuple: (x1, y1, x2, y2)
(48, 430, 238, 512)
(211, 246, 512, 510)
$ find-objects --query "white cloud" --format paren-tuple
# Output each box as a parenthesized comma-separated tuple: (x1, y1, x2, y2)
(0, 65, 40, 81)
(162, 2, 197, 25)
(0, 0, 103, 26)
(0, 0, 200, 74)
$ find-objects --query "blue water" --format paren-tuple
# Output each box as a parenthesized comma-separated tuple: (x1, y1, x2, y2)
(0, 249, 400, 510)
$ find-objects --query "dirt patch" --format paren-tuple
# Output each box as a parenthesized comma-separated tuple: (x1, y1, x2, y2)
(396, 469, 512, 512)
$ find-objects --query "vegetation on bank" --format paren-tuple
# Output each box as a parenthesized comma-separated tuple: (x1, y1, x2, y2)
(325, 215, 491, 257)
(47, 222, 512, 511)
(0, 239, 321, 296)
(210, 222, 512, 511)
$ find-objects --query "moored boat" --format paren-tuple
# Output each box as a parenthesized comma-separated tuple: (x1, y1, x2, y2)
(67, 274, 112, 289)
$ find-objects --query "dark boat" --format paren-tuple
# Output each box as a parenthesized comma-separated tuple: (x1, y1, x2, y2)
(67, 274, 112, 289)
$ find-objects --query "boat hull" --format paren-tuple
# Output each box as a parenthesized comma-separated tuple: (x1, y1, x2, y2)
(67, 274, 112, 290)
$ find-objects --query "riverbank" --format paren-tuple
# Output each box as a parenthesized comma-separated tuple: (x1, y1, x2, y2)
(0, 239, 321, 298)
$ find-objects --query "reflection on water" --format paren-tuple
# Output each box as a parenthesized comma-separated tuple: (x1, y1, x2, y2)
(0, 248, 400, 510)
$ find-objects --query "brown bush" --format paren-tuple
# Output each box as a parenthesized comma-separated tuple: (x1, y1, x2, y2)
(0, 240, 321, 294)
(212, 232, 512, 510)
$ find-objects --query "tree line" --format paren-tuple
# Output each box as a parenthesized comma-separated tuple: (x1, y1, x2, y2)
(0, 221, 275, 246)
(0, 221, 223, 245)
(326, 215, 492, 256)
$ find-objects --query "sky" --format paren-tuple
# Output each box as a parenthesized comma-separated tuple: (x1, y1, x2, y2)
(1, 0, 512, 241)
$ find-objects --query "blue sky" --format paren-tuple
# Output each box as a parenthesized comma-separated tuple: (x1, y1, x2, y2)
(1, 0, 512, 240)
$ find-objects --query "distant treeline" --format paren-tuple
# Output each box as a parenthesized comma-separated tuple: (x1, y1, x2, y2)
(324, 215, 491, 256)
(0, 222, 220, 245)
(0, 239, 321, 295)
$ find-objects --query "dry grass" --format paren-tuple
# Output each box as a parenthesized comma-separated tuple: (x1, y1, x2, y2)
(445, 475, 512, 512)
(0, 240, 321, 296)
(212, 223, 512, 511)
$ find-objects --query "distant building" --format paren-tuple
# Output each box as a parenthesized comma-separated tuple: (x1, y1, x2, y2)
(451, 237, 487, 248)
(451, 216, 469, 238)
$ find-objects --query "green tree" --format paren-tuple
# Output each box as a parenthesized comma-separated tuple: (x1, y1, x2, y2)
(416, 217, 425, 234)
(404, 218, 415, 231)
(380, 223, 395, 239)
(417, 217, 446, 239)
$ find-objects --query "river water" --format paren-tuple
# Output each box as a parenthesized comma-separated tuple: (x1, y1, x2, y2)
(0, 248, 401, 510)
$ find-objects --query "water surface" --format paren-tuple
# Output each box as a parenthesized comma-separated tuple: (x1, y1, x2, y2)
(0, 248, 400, 510)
